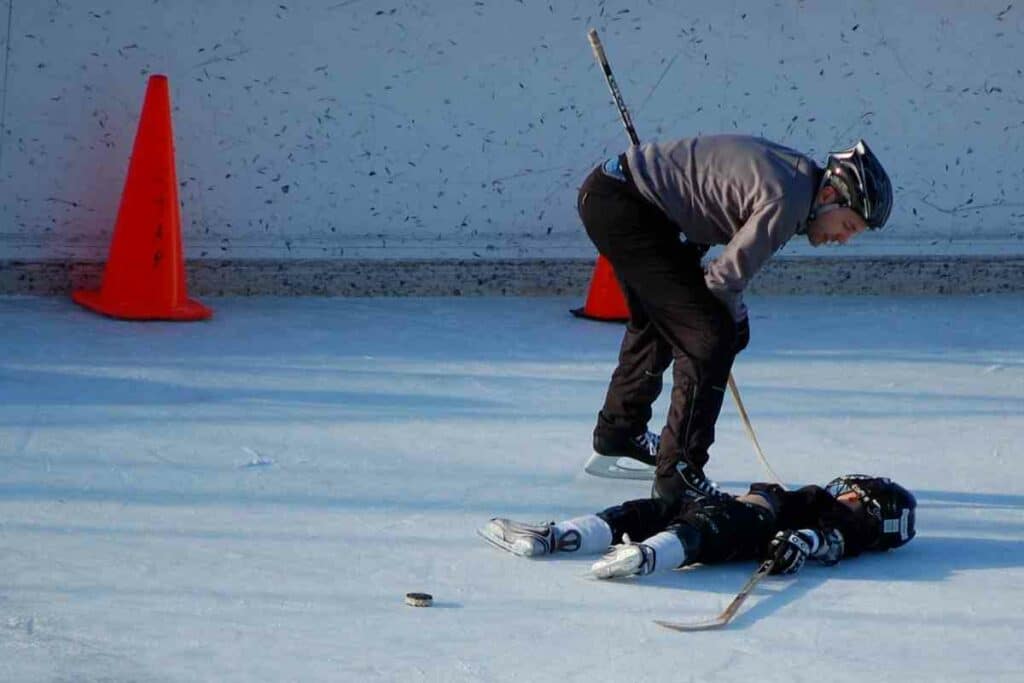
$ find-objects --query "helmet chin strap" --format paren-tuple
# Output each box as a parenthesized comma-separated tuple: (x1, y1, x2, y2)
(808, 201, 844, 222)
(807, 168, 849, 225)
(802, 201, 844, 235)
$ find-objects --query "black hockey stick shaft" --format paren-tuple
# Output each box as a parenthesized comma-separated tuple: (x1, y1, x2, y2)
(587, 28, 640, 146)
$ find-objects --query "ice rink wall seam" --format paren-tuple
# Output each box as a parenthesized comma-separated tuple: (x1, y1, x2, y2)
(3, 256, 1023, 297)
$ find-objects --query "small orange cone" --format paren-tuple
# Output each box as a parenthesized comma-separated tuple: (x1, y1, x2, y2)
(72, 75, 211, 321)
(571, 254, 630, 322)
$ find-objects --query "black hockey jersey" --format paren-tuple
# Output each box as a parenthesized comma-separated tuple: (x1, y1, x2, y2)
(746, 483, 878, 557)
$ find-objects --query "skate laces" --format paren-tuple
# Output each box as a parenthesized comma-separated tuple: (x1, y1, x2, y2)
(677, 462, 725, 498)
(632, 430, 660, 458)
(696, 475, 722, 496)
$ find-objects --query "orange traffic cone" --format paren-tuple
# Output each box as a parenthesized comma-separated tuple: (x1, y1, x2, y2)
(571, 254, 630, 322)
(72, 75, 211, 321)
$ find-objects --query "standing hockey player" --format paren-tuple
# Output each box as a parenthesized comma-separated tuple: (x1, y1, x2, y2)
(580, 136, 893, 502)
(479, 475, 916, 579)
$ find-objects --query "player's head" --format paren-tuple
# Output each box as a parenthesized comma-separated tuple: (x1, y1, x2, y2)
(826, 475, 916, 550)
(819, 140, 893, 229)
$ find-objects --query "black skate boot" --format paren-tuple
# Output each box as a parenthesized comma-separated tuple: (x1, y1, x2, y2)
(584, 430, 659, 480)
(673, 461, 727, 500)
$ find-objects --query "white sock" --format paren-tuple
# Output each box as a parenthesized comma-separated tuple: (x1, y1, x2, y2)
(640, 531, 687, 574)
(554, 515, 613, 554)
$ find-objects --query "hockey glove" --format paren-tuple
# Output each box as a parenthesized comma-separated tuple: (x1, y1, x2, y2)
(734, 317, 750, 354)
(768, 529, 822, 575)
(814, 528, 845, 566)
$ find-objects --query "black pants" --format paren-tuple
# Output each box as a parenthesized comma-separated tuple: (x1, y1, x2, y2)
(578, 159, 737, 478)
(596, 494, 775, 565)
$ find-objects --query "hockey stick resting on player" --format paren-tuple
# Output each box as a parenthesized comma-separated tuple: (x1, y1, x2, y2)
(479, 475, 916, 579)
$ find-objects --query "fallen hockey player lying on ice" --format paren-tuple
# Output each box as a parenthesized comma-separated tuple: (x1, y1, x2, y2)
(479, 475, 916, 579)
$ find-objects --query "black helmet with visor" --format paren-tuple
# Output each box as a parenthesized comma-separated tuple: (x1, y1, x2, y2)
(820, 140, 894, 229)
(825, 474, 916, 550)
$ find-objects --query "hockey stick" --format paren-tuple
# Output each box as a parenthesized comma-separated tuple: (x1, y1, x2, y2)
(586, 27, 784, 488)
(587, 28, 640, 146)
(654, 557, 775, 631)
(727, 375, 785, 487)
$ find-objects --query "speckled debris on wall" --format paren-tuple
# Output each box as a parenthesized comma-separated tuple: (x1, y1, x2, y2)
(1, 2, 1022, 295)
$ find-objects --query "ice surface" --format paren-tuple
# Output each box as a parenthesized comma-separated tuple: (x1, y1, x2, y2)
(1, 295, 1022, 681)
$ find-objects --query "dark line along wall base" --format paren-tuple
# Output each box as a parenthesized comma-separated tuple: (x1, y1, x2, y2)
(2, 257, 1023, 297)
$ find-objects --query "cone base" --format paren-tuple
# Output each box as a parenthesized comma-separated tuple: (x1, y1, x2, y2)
(570, 306, 628, 323)
(72, 289, 212, 321)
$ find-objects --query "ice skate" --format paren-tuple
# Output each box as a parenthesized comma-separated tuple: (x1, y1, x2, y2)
(478, 518, 579, 557)
(584, 430, 659, 480)
(675, 461, 727, 500)
(590, 537, 656, 579)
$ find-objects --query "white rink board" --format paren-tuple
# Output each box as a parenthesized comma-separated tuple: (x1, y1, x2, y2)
(0, 1, 1022, 263)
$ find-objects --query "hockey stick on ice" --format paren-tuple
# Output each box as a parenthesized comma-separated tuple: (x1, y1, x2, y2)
(586, 28, 785, 488)
(654, 557, 775, 631)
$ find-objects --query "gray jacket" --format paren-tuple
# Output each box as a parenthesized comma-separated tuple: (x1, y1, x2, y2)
(624, 135, 820, 321)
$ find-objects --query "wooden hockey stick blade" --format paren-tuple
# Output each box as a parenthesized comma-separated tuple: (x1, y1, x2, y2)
(583, 452, 655, 480)
(654, 558, 775, 632)
(654, 615, 730, 632)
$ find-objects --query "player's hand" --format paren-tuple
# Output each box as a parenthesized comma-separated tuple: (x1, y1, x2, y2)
(767, 529, 821, 575)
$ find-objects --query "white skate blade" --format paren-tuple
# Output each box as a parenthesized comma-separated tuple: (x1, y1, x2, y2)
(583, 451, 655, 480)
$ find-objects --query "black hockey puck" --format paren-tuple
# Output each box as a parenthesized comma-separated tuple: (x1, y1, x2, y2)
(404, 592, 433, 607)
